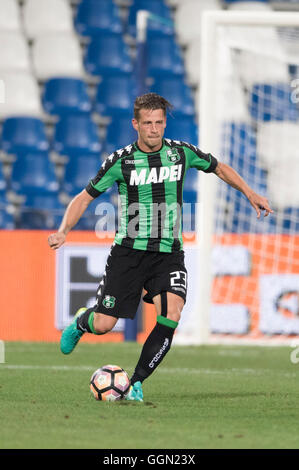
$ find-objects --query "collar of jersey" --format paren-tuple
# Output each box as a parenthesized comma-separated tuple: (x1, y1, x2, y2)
(133, 140, 166, 155)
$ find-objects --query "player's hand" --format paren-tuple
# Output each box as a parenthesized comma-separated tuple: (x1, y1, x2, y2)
(248, 192, 274, 219)
(48, 232, 66, 250)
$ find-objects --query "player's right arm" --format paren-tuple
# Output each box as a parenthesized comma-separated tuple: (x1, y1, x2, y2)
(48, 189, 94, 250)
(48, 152, 122, 250)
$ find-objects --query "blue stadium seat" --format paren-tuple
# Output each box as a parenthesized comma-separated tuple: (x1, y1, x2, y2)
(147, 35, 184, 78)
(0, 191, 12, 229)
(229, 196, 277, 234)
(74, 192, 117, 231)
(0, 162, 7, 193)
(10, 152, 59, 195)
(184, 168, 198, 193)
(221, 122, 268, 197)
(104, 115, 137, 155)
(94, 73, 136, 117)
(282, 208, 299, 233)
(222, 187, 277, 234)
(183, 168, 197, 232)
(52, 114, 102, 156)
(19, 192, 65, 230)
(223, 123, 256, 158)
(1, 117, 49, 155)
(42, 77, 92, 117)
(0, 190, 8, 207)
(218, 121, 276, 233)
(249, 83, 299, 121)
(74, 0, 123, 36)
(0, 209, 14, 229)
(63, 153, 102, 196)
(151, 77, 195, 116)
(182, 182, 197, 232)
(84, 33, 133, 77)
(127, 0, 174, 37)
(165, 114, 198, 145)
(222, 122, 259, 177)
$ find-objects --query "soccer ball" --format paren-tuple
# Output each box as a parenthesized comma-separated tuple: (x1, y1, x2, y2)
(90, 365, 130, 401)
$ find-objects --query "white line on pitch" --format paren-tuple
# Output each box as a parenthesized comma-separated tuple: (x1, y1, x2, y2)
(0, 364, 297, 378)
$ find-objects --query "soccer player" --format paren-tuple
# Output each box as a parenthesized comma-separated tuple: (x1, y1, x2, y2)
(48, 93, 272, 402)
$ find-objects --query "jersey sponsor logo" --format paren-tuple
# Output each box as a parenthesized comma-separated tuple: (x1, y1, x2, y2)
(102, 295, 116, 308)
(166, 149, 180, 163)
(125, 159, 144, 164)
(129, 164, 182, 186)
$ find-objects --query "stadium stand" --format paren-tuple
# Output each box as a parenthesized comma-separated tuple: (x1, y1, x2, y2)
(0, 161, 11, 229)
(10, 152, 59, 196)
(165, 114, 198, 145)
(42, 78, 92, 117)
(1, 117, 49, 155)
(249, 83, 299, 121)
(151, 76, 196, 116)
(127, 0, 174, 37)
(0, 207, 15, 229)
(0, 0, 298, 232)
(0, 161, 7, 193)
(32, 33, 84, 81)
(146, 34, 185, 78)
(0, 32, 31, 73)
(73, 190, 118, 231)
(94, 73, 136, 118)
(63, 153, 102, 197)
(83, 32, 133, 77)
(74, 0, 123, 36)
(0, 0, 21, 32)
(52, 114, 102, 157)
(0, 72, 42, 118)
(18, 192, 65, 230)
(23, 0, 74, 39)
(104, 114, 137, 156)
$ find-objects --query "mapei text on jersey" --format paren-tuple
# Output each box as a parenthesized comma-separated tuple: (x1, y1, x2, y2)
(129, 164, 183, 186)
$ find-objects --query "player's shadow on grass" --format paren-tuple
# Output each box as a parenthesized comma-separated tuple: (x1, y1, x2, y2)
(195, 391, 272, 400)
(117, 392, 271, 405)
(166, 391, 272, 401)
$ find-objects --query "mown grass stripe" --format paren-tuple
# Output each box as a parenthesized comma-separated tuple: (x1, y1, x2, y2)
(1, 364, 296, 378)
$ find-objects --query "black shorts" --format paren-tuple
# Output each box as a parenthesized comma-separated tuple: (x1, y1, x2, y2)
(94, 243, 188, 319)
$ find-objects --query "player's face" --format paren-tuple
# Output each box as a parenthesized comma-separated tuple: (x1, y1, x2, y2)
(132, 108, 166, 152)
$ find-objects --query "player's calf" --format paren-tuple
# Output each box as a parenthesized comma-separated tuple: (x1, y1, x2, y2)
(129, 292, 184, 386)
(129, 314, 178, 386)
(60, 308, 117, 355)
(77, 309, 117, 335)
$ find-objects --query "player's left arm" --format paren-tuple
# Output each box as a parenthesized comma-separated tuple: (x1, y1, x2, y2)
(214, 161, 273, 218)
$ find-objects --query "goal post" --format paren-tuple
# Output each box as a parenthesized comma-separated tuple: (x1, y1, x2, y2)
(175, 11, 299, 345)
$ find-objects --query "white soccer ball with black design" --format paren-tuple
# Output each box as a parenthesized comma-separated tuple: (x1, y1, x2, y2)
(90, 365, 130, 401)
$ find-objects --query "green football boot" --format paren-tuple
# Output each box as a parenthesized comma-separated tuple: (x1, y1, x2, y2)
(60, 307, 87, 355)
(125, 381, 144, 402)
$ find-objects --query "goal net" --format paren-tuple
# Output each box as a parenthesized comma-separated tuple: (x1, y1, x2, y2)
(175, 11, 299, 345)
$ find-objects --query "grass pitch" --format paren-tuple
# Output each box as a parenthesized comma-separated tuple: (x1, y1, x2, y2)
(0, 341, 299, 449)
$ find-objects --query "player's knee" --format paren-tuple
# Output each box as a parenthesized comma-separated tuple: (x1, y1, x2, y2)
(166, 296, 184, 324)
(167, 309, 181, 324)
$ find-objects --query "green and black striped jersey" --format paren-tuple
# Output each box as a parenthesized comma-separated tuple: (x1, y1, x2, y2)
(85, 139, 218, 253)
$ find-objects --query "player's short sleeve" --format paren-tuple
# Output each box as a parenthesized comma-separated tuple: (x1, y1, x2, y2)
(85, 154, 121, 198)
(183, 143, 218, 173)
